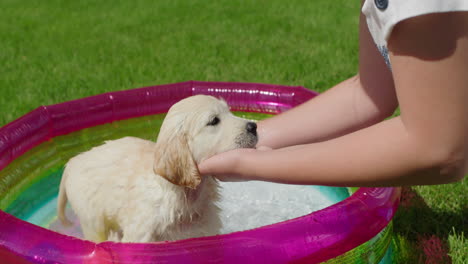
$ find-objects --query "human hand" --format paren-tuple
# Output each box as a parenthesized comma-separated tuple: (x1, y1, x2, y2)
(198, 146, 272, 182)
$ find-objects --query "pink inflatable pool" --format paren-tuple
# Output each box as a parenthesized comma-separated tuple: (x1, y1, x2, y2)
(0, 81, 400, 263)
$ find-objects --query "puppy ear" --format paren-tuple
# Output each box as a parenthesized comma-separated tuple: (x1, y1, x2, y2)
(153, 133, 201, 189)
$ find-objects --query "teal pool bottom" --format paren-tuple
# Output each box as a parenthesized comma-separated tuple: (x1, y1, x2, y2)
(6, 165, 351, 231)
(0, 113, 395, 263)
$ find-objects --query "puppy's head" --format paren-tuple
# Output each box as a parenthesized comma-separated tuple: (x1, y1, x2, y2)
(153, 95, 258, 189)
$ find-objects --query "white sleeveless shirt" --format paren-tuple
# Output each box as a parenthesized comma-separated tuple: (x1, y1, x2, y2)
(362, 0, 468, 67)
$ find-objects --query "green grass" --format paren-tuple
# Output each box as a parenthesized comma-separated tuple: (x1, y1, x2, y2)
(392, 184, 467, 263)
(0, 0, 466, 263)
(0, 0, 358, 125)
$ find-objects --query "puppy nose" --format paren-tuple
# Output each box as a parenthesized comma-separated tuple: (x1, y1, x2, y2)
(246, 122, 257, 136)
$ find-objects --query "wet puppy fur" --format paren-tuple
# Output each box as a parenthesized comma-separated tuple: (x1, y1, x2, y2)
(57, 95, 258, 243)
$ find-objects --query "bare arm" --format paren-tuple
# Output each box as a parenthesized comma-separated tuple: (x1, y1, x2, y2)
(200, 12, 468, 186)
(258, 12, 397, 148)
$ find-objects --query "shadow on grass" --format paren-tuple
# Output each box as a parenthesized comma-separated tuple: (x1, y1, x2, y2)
(392, 187, 467, 264)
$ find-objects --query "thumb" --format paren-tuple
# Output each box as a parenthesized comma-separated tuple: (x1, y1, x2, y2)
(198, 152, 232, 175)
(198, 157, 216, 175)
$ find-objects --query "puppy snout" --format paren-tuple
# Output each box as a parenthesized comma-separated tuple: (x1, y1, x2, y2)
(246, 122, 257, 136)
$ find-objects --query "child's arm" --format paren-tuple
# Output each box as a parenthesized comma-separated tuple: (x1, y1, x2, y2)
(200, 12, 468, 186)
(257, 12, 397, 149)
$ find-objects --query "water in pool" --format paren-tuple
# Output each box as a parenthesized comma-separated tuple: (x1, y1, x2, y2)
(48, 180, 343, 239)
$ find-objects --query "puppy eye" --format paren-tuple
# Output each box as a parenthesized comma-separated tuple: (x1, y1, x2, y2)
(207, 116, 220, 126)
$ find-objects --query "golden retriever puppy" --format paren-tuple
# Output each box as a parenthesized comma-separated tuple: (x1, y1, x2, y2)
(57, 95, 258, 243)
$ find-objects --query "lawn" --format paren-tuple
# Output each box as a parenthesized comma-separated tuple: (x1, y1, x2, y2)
(0, 0, 466, 263)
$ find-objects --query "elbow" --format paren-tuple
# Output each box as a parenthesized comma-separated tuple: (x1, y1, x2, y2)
(425, 146, 467, 184)
(368, 103, 398, 127)
(375, 104, 398, 122)
(407, 125, 467, 184)
(375, 93, 399, 121)
(355, 73, 399, 123)
(440, 153, 466, 183)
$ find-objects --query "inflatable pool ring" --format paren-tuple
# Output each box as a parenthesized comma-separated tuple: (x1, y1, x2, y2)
(0, 81, 400, 263)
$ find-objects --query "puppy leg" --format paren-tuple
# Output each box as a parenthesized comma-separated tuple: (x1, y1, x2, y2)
(120, 216, 158, 243)
(121, 227, 154, 243)
(81, 222, 107, 243)
(179, 207, 222, 240)
(107, 230, 123, 242)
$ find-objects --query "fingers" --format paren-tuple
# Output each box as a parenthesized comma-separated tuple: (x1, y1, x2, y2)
(198, 150, 238, 175)
(197, 156, 218, 175)
(256, 146, 272, 151)
(198, 149, 253, 182)
(215, 174, 250, 182)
